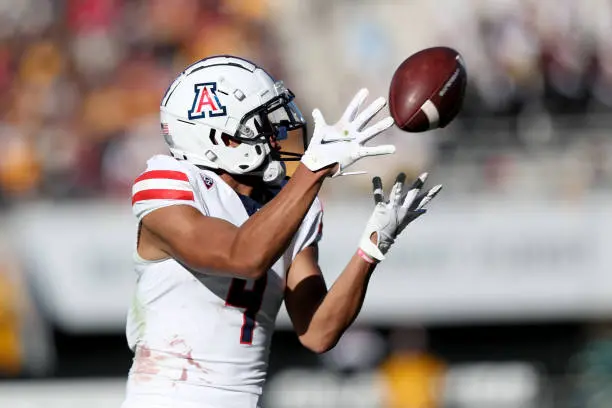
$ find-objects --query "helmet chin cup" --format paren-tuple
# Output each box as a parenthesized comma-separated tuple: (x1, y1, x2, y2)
(262, 160, 285, 185)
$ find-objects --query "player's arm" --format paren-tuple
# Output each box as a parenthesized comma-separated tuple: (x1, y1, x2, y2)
(285, 244, 376, 354)
(285, 173, 442, 354)
(140, 89, 395, 280)
(141, 164, 327, 279)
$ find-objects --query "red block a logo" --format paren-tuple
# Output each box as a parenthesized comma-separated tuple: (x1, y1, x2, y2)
(188, 82, 227, 119)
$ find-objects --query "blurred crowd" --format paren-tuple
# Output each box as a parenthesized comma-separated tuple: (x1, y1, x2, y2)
(437, 0, 612, 141)
(442, 0, 612, 117)
(0, 0, 279, 207)
(0, 0, 612, 206)
(424, 0, 612, 198)
(1, 0, 612, 206)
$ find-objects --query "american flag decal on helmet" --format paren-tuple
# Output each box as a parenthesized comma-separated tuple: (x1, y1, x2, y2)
(161, 123, 172, 145)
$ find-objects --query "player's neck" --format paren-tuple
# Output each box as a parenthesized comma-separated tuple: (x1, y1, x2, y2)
(219, 173, 255, 197)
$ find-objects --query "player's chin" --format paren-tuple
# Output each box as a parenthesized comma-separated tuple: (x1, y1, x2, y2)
(232, 159, 274, 183)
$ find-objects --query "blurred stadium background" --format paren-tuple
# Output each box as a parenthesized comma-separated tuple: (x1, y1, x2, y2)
(1, 0, 612, 407)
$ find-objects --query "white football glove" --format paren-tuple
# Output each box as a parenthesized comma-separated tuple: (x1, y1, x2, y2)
(359, 172, 442, 261)
(301, 88, 396, 177)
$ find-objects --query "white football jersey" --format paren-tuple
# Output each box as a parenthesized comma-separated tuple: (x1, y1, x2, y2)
(123, 155, 323, 408)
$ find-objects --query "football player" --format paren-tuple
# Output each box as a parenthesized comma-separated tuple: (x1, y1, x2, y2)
(122, 56, 441, 408)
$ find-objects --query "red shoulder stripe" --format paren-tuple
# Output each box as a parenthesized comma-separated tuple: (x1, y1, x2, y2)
(132, 189, 195, 205)
(135, 170, 189, 184)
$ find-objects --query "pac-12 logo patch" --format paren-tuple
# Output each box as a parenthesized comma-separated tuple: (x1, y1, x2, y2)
(188, 82, 227, 120)
(202, 175, 214, 190)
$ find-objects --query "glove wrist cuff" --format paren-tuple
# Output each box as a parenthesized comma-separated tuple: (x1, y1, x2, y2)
(358, 234, 386, 262)
(301, 154, 329, 173)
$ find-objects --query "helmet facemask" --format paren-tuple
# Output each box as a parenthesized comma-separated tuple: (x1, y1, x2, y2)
(228, 83, 308, 183)
(233, 84, 307, 157)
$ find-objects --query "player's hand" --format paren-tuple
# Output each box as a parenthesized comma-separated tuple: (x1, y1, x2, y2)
(301, 88, 396, 177)
(359, 172, 442, 261)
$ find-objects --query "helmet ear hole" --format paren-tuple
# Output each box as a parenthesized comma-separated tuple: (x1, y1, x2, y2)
(209, 129, 219, 145)
(255, 145, 262, 155)
(221, 133, 232, 147)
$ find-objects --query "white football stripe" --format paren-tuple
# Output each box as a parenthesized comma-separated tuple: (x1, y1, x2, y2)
(132, 179, 192, 194)
(420, 99, 440, 129)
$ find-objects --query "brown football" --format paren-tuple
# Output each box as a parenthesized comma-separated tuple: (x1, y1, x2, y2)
(389, 47, 467, 132)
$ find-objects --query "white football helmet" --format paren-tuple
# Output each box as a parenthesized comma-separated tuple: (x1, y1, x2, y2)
(160, 55, 306, 184)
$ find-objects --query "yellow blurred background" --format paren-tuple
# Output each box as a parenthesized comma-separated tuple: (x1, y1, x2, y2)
(2, 1, 612, 408)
